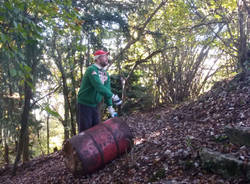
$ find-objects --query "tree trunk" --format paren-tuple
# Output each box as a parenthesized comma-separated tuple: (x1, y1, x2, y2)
(238, 0, 248, 71)
(12, 34, 38, 175)
(0, 105, 2, 146)
(64, 120, 70, 140)
(69, 105, 76, 137)
(54, 55, 72, 140)
(47, 114, 50, 154)
(69, 62, 78, 136)
(12, 81, 32, 175)
(62, 79, 75, 137)
(63, 96, 70, 140)
(4, 141, 9, 165)
(22, 129, 29, 162)
(97, 100, 104, 122)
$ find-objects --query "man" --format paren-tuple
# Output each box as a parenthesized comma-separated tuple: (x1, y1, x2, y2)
(77, 50, 122, 133)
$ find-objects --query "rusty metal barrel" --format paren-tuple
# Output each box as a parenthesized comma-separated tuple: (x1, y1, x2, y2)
(62, 117, 133, 175)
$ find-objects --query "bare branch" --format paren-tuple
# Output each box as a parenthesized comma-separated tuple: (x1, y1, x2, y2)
(30, 85, 61, 108)
(242, 0, 250, 14)
(110, 0, 168, 65)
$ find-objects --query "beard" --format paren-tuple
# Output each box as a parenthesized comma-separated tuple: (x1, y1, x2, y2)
(100, 61, 108, 67)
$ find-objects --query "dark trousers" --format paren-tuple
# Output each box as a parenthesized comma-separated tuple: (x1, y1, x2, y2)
(77, 103, 100, 133)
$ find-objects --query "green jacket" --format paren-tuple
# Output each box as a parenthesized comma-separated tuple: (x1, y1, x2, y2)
(77, 64, 113, 107)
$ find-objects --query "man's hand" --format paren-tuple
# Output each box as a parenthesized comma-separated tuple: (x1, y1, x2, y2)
(112, 94, 122, 106)
(108, 106, 117, 117)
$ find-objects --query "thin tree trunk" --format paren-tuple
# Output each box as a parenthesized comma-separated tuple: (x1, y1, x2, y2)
(69, 102, 76, 137)
(12, 33, 38, 174)
(12, 81, 32, 175)
(64, 120, 70, 140)
(47, 114, 50, 154)
(22, 129, 29, 162)
(0, 125, 2, 148)
(54, 49, 71, 140)
(70, 60, 78, 136)
(37, 129, 45, 156)
(4, 141, 9, 165)
(97, 100, 105, 122)
(238, 0, 247, 71)
(63, 91, 70, 140)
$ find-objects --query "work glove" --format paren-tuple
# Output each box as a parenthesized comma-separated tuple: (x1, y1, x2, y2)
(112, 94, 122, 106)
(108, 106, 117, 117)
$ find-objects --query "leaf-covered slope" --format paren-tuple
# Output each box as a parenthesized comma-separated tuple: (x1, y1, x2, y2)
(1, 72, 249, 184)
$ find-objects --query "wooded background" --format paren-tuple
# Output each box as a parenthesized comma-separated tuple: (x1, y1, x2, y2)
(0, 0, 249, 173)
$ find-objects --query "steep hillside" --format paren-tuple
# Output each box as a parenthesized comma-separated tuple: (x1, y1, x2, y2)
(0, 72, 249, 184)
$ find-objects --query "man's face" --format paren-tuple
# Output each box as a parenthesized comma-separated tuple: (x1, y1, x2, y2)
(97, 55, 109, 67)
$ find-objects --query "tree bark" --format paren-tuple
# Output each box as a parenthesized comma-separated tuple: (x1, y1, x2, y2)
(12, 33, 38, 175)
(47, 114, 50, 154)
(53, 43, 71, 140)
(12, 81, 32, 175)
(22, 129, 29, 162)
(4, 141, 9, 165)
(238, 0, 247, 71)
(54, 59, 70, 139)
(69, 66, 77, 136)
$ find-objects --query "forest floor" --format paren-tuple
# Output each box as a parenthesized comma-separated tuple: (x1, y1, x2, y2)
(0, 72, 250, 184)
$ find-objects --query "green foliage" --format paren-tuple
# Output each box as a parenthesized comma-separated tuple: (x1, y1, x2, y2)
(44, 105, 62, 120)
(211, 134, 228, 143)
(110, 71, 154, 113)
(110, 74, 123, 96)
(186, 136, 193, 148)
(0, 0, 82, 164)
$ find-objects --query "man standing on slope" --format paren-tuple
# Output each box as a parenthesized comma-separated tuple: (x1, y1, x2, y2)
(77, 50, 122, 133)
